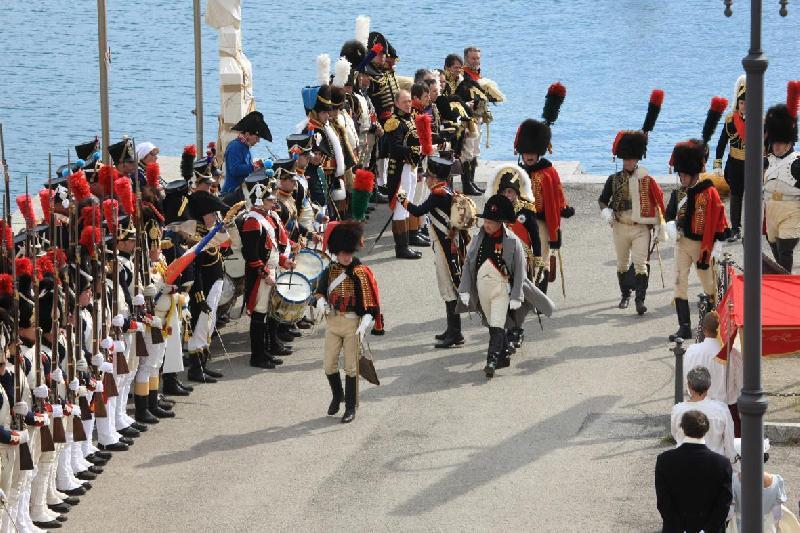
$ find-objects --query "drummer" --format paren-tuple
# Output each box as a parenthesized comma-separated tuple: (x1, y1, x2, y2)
(286, 134, 318, 231)
(274, 159, 322, 247)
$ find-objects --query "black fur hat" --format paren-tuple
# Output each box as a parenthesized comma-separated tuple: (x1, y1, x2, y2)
(514, 119, 551, 156)
(613, 130, 648, 160)
(327, 221, 364, 255)
(765, 104, 798, 145)
(340, 40, 366, 70)
(670, 140, 706, 175)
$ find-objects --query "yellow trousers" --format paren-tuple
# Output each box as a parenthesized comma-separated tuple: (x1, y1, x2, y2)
(674, 238, 716, 300)
(323, 313, 360, 378)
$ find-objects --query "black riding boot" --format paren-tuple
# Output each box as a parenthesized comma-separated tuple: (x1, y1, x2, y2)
(162, 373, 190, 396)
(435, 300, 464, 348)
(134, 394, 159, 424)
(408, 229, 431, 247)
(470, 160, 484, 194)
(485, 327, 505, 378)
(393, 221, 421, 259)
(617, 271, 631, 309)
(634, 273, 649, 315)
(267, 317, 291, 357)
(669, 298, 692, 341)
(249, 313, 274, 368)
(728, 195, 742, 241)
(326, 372, 344, 415)
(201, 348, 223, 379)
(777, 238, 799, 273)
(461, 160, 481, 196)
(147, 390, 174, 418)
(187, 351, 216, 383)
(341, 375, 357, 423)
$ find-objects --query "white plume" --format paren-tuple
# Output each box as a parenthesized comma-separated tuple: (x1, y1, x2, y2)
(478, 78, 506, 103)
(316, 54, 331, 86)
(355, 16, 370, 46)
(733, 74, 746, 107)
(332, 57, 351, 88)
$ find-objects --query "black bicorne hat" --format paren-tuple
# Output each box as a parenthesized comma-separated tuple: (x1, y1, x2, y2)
(478, 194, 515, 222)
(426, 157, 453, 182)
(108, 139, 135, 166)
(232, 111, 273, 142)
(75, 138, 100, 162)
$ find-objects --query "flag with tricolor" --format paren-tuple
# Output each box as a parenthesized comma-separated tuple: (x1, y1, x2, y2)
(162, 222, 224, 285)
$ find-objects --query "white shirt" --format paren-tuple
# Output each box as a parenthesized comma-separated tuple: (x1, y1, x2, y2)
(683, 337, 743, 405)
(671, 397, 736, 461)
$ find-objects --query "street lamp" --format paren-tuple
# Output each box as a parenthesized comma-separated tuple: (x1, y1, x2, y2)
(723, 1, 789, 531)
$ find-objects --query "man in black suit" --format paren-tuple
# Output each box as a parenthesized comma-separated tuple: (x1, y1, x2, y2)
(655, 410, 733, 533)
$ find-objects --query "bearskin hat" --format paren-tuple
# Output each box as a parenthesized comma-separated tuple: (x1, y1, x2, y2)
(613, 130, 648, 160)
(765, 104, 798, 145)
(340, 41, 365, 73)
(671, 140, 707, 175)
(327, 221, 364, 255)
(514, 119, 551, 156)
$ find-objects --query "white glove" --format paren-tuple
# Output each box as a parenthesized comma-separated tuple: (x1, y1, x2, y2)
(33, 385, 49, 399)
(712, 240, 724, 261)
(666, 220, 677, 242)
(51, 368, 63, 383)
(92, 353, 104, 367)
(114, 340, 126, 353)
(94, 382, 104, 393)
(181, 308, 192, 321)
(149, 316, 162, 329)
(509, 299, 522, 311)
(315, 297, 327, 313)
(51, 405, 63, 418)
(459, 293, 470, 306)
(0, 488, 6, 502)
(133, 294, 146, 306)
(142, 284, 158, 298)
(100, 337, 113, 350)
(77, 386, 87, 397)
(112, 314, 125, 327)
(600, 207, 614, 225)
(17, 430, 29, 445)
(71, 405, 81, 418)
(13, 402, 28, 416)
(99, 361, 113, 373)
(68, 378, 79, 392)
(356, 314, 374, 340)
(76, 358, 89, 372)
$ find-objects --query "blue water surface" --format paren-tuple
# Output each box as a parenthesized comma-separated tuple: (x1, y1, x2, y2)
(1, 0, 799, 195)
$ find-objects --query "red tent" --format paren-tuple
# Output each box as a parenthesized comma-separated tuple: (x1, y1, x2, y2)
(717, 273, 800, 360)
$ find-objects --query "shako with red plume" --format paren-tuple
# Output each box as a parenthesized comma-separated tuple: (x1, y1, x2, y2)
(541, 82, 566, 126)
(79, 226, 102, 251)
(16, 194, 36, 229)
(414, 114, 433, 156)
(16, 257, 33, 279)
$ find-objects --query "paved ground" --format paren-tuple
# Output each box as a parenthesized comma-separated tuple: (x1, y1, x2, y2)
(63, 183, 800, 532)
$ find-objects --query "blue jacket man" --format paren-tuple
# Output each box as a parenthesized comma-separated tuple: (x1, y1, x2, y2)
(222, 110, 272, 194)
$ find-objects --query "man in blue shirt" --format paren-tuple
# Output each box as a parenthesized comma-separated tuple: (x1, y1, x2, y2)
(222, 110, 272, 197)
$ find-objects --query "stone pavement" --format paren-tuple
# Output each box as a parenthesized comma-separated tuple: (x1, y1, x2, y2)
(61, 183, 800, 532)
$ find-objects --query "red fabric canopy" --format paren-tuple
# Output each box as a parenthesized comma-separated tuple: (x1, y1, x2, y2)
(717, 273, 800, 359)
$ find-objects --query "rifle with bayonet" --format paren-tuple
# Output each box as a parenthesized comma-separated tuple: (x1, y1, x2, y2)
(86, 201, 107, 419)
(97, 209, 118, 399)
(109, 199, 129, 377)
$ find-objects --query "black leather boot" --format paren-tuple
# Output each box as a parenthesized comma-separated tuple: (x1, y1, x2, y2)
(394, 222, 421, 259)
(174, 376, 193, 393)
(669, 298, 692, 341)
(435, 300, 464, 348)
(201, 348, 224, 379)
(617, 270, 631, 309)
(148, 390, 175, 418)
(249, 313, 273, 368)
(468, 160, 484, 194)
(134, 394, 159, 425)
(187, 351, 217, 383)
(727, 195, 742, 242)
(461, 160, 482, 196)
(408, 229, 431, 247)
(326, 372, 344, 415)
(341, 375, 357, 423)
(162, 373, 190, 396)
(267, 317, 292, 357)
(777, 238, 799, 272)
(634, 273, 649, 315)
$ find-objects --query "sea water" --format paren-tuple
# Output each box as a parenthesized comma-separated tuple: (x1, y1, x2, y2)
(1, 0, 799, 194)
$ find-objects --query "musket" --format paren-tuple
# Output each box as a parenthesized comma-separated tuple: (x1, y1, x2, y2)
(10, 175, 34, 470)
(87, 198, 108, 418)
(0, 125, 8, 273)
(109, 199, 129, 376)
(70, 201, 92, 422)
(367, 212, 393, 256)
(36, 172, 57, 452)
(97, 212, 118, 398)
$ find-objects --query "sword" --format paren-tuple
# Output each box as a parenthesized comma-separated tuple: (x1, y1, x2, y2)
(557, 249, 566, 298)
(647, 233, 665, 289)
(367, 212, 393, 255)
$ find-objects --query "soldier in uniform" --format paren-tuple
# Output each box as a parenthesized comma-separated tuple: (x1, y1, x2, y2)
(763, 84, 800, 272)
(108, 138, 137, 187)
(186, 161, 230, 383)
(314, 221, 383, 424)
(398, 157, 467, 348)
(514, 117, 574, 294)
(665, 140, 730, 340)
(385, 89, 423, 260)
(486, 167, 541, 347)
(599, 128, 665, 315)
(714, 76, 746, 242)
(457, 195, 545, 378)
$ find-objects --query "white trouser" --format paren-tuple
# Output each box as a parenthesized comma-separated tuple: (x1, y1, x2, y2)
(188, 279, 223, 351)
(30, 454, 56, 522)
(376, 158, 388, 186)
(55, 441, 81, 491)
(476, 260, 511, 328)
(137, 334, 165, 384)
(392, 164, 417, 221)
(95, 408, 119, 447)
(80, 416, 96, 457)
(162, 303, 185, 374)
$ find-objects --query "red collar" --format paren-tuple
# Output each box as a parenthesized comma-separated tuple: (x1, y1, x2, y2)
(464, 67, 480, 81)
(430, 182, 448, 195)
(488, 228, 503, 239)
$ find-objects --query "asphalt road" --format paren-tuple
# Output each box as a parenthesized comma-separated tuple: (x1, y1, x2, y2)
(63, 183, 800, 532)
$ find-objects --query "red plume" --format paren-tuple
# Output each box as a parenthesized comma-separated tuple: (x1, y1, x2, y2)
(98, 164, 118, 196)
(16, 257, 32, 279)
(184, 144, 197, 157)
(68, 170, 91, 203)
(415, 114, 433, 156)
(79, 226, 101, 250)
(711, 96, 729, 114)
(102, 199, 120, 235)
(114, 177, 135, 216)
(16, 195, 36, 228)
(353, 169, 375, 192)
(611, 131, 625, 156)
(371, 43, 384, 55)
(38, 189, 53, 224)
(0, 274, 12, 296)
(145, 162, 160, 188)
(787, 80, 800, 120)
(649, 89, 665, 107)
(46, 248, 67, 268)
(546, 82, 567, 99)
(37, 255, 55, 277)
(0, 221, 12, 252)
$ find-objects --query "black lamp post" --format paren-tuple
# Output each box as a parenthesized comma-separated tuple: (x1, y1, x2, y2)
(724, 1, 789, 531)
